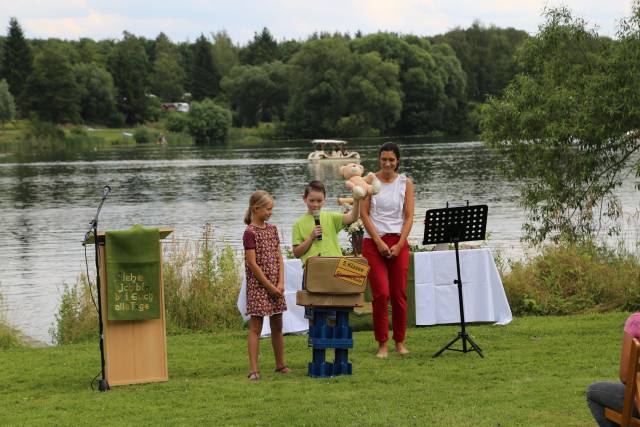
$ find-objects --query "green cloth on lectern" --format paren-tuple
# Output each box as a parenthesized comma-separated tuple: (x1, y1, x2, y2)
(106, 225, 161, 320)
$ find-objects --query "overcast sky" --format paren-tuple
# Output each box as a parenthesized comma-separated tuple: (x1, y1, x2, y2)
(0, 0, 634, 45)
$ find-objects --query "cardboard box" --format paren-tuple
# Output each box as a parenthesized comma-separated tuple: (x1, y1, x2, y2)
(296, 290, 365, 307)
(304, 256, 369, 294)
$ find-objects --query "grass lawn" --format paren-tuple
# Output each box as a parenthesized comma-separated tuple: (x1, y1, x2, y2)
(0, 312, 627, 426)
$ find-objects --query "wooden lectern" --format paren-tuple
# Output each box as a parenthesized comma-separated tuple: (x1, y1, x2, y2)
(91, 227, 173, 386)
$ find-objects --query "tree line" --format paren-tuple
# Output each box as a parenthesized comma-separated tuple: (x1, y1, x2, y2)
(0, 18, 530, 140)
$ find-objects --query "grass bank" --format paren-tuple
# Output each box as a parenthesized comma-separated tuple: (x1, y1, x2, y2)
(0, 120, 194, 153)
(0, 312, 628, 425)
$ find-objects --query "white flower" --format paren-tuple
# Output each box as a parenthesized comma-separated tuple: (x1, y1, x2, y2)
(347, 219, 364, 234)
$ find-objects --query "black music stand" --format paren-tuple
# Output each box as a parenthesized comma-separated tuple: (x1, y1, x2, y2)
(423, 202, 488, 358)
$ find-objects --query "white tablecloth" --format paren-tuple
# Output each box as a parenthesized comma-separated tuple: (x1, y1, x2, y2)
(413, 248, 512, 325)
(236, 259, 308, 336)
(236, 248, 512, 335)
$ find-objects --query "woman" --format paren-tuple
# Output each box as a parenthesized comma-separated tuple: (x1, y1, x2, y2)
(586, 313, 640, 425)
(361, 142, 414, 358)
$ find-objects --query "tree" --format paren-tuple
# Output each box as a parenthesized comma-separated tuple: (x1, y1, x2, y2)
(0, 18, 33, 112)
(191, 35, 220, 101)
(431, 22, 529, 103)
(481, 5, 640, 245)
(285, 37, 354, 136)
(150, 33, 185, 101)
(285, 36, 403, 137)
(0, 79, 15, 126)
(108, 32, 150, 124)
(351, 33, 453, 135)
(341, 52, 402, 135)
(211, 31, 239, 78)
(73, 63, 121, 125)
(279, 39, 302, 63)
(187, 98, 232, 144)
(240, 27, 279, 65)
(220, 61, 291, 126)
(22, 46, 80, 123)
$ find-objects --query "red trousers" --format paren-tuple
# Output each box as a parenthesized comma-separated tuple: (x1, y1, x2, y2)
(362, 234, 409, 344)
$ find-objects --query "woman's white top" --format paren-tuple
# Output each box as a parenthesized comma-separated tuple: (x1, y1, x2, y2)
(364, 173, 407, 238)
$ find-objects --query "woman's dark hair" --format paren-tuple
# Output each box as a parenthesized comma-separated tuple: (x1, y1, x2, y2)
(304, 180, 326, 197)
(379, 142, 401, 171)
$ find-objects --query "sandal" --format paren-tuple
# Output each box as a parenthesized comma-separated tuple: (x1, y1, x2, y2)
(275, 365, 292, 374)
(247, 371, 261, 381)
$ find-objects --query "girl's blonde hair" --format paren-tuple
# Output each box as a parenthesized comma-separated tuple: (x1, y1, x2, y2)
(244, 190, 273, 225)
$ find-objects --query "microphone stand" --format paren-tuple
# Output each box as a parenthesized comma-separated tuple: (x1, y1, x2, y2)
(82, 186, 111, 392)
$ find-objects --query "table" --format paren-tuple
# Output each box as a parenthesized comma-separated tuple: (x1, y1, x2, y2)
(236, 259, 308, 336)
(413, 249, 512, 325)
(237, 248, 512, 336)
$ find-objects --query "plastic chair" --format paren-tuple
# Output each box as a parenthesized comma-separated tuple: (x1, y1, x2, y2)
(604, 338, 640, 427)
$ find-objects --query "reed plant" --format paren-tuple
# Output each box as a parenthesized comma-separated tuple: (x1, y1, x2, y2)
(0, 290, 20, 349)
(162, 223, 244, 333)
(502, 242, 640, 315)
(49, 275, 98, 345)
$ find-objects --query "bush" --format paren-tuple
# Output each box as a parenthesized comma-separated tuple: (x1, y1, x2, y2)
(163, 224, 243, 332)
(23, 118, 65, 142)
(501, 243, 640, 315)
(50, 275, 98, 345)
(133, 126, 158, 144)
(335, 114, 380, 137)
(165, 111, 189, 133)
(187, 99, 232, 144)
(145, 95, 163, 122)
(0, 291, 20, 349)
(69, 125, 88, 136)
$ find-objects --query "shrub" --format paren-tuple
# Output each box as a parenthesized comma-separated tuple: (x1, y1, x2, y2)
(50, 275, 98, 345)
(163, 224, 243, 332)
(133, 126, 158, 144)
(501, 243, 640, 315)
(165, 111, 189, 132)
(69, 125, 88, 136)
(23, 118, 65, 142)
(165, 131, 193, 145)
(335, 114, 380, 137)
(187, 99, 232, 144)
(0, 290, 20, 349)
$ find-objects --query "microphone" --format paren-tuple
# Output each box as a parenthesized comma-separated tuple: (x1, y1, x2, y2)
(312, 210, 322, 241)
(102, 185, 112, 199)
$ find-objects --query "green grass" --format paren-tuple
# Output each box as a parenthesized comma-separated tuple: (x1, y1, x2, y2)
(0, 312, 627, 425)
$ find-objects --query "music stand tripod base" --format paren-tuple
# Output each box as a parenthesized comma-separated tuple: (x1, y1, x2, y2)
(422, 204, 488, 359)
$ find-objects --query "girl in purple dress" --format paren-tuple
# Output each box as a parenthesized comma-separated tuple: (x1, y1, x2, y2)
(243, 190, 291, 380)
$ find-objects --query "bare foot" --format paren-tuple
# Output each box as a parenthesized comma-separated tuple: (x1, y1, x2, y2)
(395, 342, 410, 355)
(376, 343, 388, 358)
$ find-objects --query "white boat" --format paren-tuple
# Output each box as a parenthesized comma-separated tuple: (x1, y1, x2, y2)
(307, 139, 360, 161)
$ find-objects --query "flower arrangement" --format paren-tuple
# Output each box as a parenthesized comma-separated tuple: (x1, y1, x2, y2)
(346, 218, 364, 235)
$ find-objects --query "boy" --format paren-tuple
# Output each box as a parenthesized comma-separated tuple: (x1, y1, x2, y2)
(292, 180, 360, 319)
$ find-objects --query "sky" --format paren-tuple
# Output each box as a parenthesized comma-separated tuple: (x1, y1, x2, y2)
(0, 0, 634, 45)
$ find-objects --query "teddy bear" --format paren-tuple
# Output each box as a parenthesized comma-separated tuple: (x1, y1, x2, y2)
(339, 163, 381, 199)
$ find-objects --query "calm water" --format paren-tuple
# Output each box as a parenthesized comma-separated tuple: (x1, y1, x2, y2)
(1, 138, 638, 343)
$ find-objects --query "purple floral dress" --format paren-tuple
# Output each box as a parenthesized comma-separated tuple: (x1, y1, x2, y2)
(243, 223, 287, 316)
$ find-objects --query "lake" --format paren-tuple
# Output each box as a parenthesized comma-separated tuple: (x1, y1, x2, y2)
(1, 138, 638, 343)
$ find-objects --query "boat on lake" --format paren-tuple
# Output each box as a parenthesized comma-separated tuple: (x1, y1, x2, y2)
(307, 139, 360, 161)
